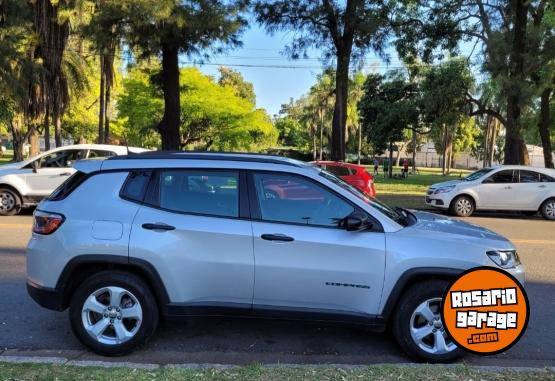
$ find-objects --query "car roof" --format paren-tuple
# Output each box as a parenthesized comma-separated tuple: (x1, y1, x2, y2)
(44, 144, 148, 154)
(109, 151, 309, 168)
(489, 165, 555, 174)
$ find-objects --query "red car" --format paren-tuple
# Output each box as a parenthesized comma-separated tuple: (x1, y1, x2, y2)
(312, 161, 376, 198)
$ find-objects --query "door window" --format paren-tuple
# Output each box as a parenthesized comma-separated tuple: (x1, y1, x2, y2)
(38, 149, 85, 168)
(325, 165, 351, 177)
(88, 150, 116, 159)
(519, 170, 540, 183)
(253, 173, 354, 227)
(484, 170, 516, 184)
(540, 173, 555, 182)
(158, 170, 239, 217)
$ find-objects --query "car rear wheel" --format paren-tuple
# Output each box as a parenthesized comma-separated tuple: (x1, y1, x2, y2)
(392, 280, 463, 363)
(0, 187, 22, 216)
(540, 198, 555, 220)
(449, 195, 474, 217)
(69, 271, 159, 356)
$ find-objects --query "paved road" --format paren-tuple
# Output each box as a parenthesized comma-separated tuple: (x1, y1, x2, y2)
(0, 213, 554, 367)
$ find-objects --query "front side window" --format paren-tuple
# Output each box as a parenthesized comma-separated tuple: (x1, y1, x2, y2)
(158, 170, 239, 217)
(253, 173, 354, 227)
(519, 170, 540, 183)
(485, 170, 516, 184)
(38, 149, 85, 168)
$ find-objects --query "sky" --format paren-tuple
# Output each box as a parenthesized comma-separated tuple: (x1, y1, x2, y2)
(180, 24, 406, 117)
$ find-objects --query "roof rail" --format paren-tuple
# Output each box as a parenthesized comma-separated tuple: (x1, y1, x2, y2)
(107, 151, 305, 168)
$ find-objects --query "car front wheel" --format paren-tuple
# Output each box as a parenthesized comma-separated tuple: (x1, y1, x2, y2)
(450, 195, 474, 217)
(69, 271, 159, 356)
(392, 280, 463, 363)
(540, 198, 555, 220)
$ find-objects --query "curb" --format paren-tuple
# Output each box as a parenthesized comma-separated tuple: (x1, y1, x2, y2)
(1, 355, 554, 373)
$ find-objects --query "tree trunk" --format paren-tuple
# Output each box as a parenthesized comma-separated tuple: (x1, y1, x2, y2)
(312, 124, 317, 160)
(98, 56, 106, 144)
(104, 79, 111, 143)
(442, 124, 447, 175)
(504, 0, 530, 165)
(158, 44, 181, 150)
(388, 140, 393, 178)
(489, 118, 499, 166)
(53, 107, 62, 147)
(483, 116, 491, 168)
(538, 86, 553, 168)
(29, 129, 40, 157)
(357, 122, 362, 165)
(412, 131, 417, 172)
(331, 53, 350, 161)
(319, 108, 324, 160)
(9, 116, 25, 162)
(43, 111, 50, 151)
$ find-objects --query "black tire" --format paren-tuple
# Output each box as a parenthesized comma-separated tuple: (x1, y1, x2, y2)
(69, 271, 159, 356)
(0, 187, 22, 216)
(392, 280, 464, 363)
(449, 195, 475, 217)
(540, 198, 555, 220)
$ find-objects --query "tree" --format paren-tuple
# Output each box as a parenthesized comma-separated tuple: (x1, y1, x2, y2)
(393, 0, 551, 165)
(218, 66, 256, 105)
(255, 0, 391, 161)
(358, 73, 420, 177)
(89, 0, 248, 150)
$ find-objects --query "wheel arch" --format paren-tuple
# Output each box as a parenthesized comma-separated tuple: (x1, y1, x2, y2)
(0, 183, 23, 199)
(56, 255, 170, 313)
(449, 193, 476, 210)
(381, 267, 463, 320)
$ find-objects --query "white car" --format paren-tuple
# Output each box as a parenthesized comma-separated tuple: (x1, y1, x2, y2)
(426, 165, 555, 219)
(0, 144, 148, 215)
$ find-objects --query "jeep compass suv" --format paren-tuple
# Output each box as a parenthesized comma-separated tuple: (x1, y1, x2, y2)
(26, 152, 525, 362)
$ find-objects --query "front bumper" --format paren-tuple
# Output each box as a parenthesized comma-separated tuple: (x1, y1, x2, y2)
(26, 280, 66, 311)
(425, 192, 451, 209)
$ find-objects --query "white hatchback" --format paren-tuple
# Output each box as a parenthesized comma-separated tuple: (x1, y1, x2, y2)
(0, 144, 148, 215)
(426, 165, 555, 219)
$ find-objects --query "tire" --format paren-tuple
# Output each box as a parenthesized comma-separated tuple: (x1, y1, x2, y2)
(540, 198, 555, 221)
(0, 187, 22, 216)
(449, 195, 474, 217)
(69, 271, 159, 356)
(392, 280, 464, 363)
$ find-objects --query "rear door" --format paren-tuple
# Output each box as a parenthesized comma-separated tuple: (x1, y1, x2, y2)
(512, 170, 545, 210)
(249, 171, 386, 316)
(128, 169, 255, 308)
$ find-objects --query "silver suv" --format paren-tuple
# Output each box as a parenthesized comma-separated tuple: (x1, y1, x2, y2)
(26, 152, 525, 362)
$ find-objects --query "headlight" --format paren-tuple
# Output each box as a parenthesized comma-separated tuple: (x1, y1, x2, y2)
(434, 185, 455, 194)
(487, 250, 521, 269)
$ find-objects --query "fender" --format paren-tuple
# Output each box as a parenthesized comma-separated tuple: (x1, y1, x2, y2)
(0, 173, 30, 197)
(380, 267, 463, 319)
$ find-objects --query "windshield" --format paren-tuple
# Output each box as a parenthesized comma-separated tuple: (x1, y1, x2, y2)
(463, 168, 494, 181)
(318, 169, 409, 226)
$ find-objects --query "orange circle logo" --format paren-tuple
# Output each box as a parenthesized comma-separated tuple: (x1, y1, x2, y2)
(441, 267, 529, 355)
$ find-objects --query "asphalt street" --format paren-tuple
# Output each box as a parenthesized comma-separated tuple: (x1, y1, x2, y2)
(0, 212, 554, 367)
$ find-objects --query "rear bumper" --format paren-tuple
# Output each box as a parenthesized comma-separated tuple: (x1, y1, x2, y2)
(26, 280, 66, 311)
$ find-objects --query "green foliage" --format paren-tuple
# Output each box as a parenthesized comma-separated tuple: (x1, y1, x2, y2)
(275, 116, 307, 147)
(218, 66, 256, 105)
(116, 65, 277, 151)
(358, 73, 419, 154)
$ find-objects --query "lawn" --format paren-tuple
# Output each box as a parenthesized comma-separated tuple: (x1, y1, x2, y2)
(0, 362, 553, 381)
(369, 167, 472, 209)
(0, 149, 13, 165)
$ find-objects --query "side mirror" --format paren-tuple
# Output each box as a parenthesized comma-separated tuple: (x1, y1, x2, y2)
(342, 211, 373, 232)
(482, 177, 493, 184)
(31, 160, 39, 173)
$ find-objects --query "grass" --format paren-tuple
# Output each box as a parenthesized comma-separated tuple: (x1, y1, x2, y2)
(0, 363, 553, 381)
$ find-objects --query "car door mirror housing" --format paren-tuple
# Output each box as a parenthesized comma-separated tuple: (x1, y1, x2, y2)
(342, 211, 373, 232)
(482, 177, 493, 184)
(31, 160, 39, 173)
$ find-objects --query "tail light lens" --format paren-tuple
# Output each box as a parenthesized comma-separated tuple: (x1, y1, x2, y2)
(33, 210, 65, 235)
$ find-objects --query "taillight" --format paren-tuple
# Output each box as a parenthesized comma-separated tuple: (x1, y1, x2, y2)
(33, 210, 65, 235)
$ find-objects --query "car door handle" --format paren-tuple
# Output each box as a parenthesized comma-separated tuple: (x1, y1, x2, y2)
(261, 234, 294, 242)
(504, 186, 512, 189)
(539, 185, 547, 188)
(142, 223, 175, 231)
(59, 172, 72, 176)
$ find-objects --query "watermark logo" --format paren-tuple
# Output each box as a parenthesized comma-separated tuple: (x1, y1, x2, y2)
(441, 267, 529, 355)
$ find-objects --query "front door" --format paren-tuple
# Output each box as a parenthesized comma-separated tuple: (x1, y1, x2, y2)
(24, 149, 84, 196)
(249, 171, 386, 316)
(129, 169, 254, 307)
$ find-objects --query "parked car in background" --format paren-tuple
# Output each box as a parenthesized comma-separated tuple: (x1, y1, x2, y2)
(0, 144, 148, 215)
(426, 165, 555, 220)
(27, 152, 524, 362)
(312, 161, 376, 198)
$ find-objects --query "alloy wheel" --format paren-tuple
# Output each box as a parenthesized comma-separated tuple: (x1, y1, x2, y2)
(81, 286, 143, 345)
(455, 198, 472, 216)
(545, 201, 555, 219)
(409, 298, 457, 355)
(0, 191, 15, 212)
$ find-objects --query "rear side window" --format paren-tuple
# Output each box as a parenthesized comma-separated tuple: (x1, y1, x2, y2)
(157, 170, 239, 217)
(120, 171, 152, 203)
(325, 165, 351, 177)
(48, 171, 89, 201)
(519, 170, 540, 183)
(540, 173, 555, 182)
